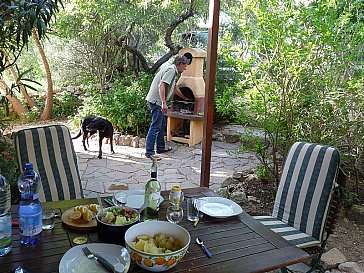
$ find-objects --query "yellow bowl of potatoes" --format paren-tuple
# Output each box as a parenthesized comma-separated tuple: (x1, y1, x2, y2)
(124, 221, 190, 272)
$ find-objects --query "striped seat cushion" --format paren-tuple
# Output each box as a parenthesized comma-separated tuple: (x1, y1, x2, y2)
(254, 142, 340, 248)
(253, 216, 321, 248)
(14, 125, 83, 202)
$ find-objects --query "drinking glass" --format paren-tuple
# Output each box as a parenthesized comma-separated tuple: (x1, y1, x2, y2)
(168, 187, 184, 208)
(113, 247, 130, 273)
(42, 208, 56, 230)
(187, 197, 200, 222)
(166, 206, 183, 224)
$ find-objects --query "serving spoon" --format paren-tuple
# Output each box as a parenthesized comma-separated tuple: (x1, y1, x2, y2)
(196, 237, 212, 258)
(96, 193, 104, 214)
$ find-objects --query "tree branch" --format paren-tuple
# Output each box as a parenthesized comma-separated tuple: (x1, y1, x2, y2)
(119, 0, 196, 74)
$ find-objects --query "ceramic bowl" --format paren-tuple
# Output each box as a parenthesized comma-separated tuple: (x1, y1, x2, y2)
(124, 221, 190, 272)
(96, 206, 139, 245)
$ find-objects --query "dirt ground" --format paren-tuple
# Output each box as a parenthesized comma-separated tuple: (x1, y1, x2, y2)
(240, 177, 364, 271)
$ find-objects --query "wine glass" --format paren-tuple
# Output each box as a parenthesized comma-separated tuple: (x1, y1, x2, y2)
(166, 206, 183, 224)
(168, 187, 184, 209)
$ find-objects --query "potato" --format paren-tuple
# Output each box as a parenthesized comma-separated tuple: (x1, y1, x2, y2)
(131, 233, 183, 254)
(135, 239, 146, 251)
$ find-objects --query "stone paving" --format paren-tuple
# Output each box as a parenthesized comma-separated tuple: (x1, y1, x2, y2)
(71, 136, 260, 198)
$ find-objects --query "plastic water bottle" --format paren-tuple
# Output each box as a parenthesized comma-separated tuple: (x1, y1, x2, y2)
(18, 163, 42, 245)
(141, 158, 161, 221)
(0, 173, 12, 256)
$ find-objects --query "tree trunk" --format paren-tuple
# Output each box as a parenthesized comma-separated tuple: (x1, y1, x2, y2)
(32, 29, 53, 120)
(3, 53, 38, 109)
(0, 79, 28, 118)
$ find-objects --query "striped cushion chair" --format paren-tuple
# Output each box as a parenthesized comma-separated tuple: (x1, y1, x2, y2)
(14, 124, 83, 202)
(253, 142, 345, 272)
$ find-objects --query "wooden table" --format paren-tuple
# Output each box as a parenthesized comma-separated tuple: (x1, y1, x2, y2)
(1, 187, 309, 273)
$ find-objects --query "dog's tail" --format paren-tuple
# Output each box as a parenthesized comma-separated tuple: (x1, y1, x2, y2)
(72, 129, 82, 140)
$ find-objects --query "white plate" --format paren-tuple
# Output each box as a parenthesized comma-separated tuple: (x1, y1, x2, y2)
(114, 190, 164, 209)
(59, 243, 129, 273)
(198, 197, 243, 218)
(125, 194, 144, 209)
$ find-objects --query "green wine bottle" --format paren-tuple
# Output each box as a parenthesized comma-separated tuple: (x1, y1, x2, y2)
(141, 158, 161, 221)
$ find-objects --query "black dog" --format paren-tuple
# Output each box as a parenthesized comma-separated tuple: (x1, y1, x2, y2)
(72, 116, 115, 159)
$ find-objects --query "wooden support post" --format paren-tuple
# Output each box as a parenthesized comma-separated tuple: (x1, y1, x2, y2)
(200, 0, 220, 188)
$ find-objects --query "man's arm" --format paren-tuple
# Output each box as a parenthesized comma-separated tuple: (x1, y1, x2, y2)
(174, 85, 190, 101)
(159, 81, 168, 114)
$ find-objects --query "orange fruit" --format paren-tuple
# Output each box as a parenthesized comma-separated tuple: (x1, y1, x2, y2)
(155, 258, 166, 265)
(143, 259, 153, 267)
(135, 253, 142, 264)
(70, 210, 82, 220)
(166, 258, 176, 266)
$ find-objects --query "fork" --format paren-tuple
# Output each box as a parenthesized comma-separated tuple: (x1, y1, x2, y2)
(82, 246, 115, 272)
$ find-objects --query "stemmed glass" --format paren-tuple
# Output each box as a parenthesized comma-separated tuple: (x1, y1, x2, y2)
(166, 206, 183, 224)
(168, 187, 184, 209)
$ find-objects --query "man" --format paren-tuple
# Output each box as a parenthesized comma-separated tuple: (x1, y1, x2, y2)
(145, 55, 190, 160)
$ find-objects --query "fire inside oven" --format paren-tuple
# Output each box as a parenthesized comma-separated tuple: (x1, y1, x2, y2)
(170, 87, 195, 115)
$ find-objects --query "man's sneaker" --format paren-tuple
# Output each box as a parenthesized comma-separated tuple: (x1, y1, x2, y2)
(145, 153, 161, 161)
(157, 146, 172, 154)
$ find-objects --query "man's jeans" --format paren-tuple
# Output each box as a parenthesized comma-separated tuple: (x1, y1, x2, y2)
(145, 102, 166, 155)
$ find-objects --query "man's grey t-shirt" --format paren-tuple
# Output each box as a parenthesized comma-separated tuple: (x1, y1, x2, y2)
(146, 64, 178, 107)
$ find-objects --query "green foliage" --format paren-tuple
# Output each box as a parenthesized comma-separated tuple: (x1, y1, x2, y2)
(52, 92, 82, 118)
(54, 0, 207, 86)
(104, 74, 152, 135)
(23, 107, 41, 122)
(0, 120, 20, 204)
(0, 0, 63, 74)
(221, 0, 364, 186)
(344, 191, 360, 208)
(72, 73, 152, 135)
(255, 164, 268, 181)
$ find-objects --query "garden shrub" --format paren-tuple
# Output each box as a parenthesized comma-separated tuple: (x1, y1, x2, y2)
(53, 92, 82, 118)
(222, 0, 363, 192)
(0, 120, 20, 204)
(72, 73, 152, 136)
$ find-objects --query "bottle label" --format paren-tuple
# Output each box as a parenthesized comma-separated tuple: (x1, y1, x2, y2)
(152, 192, 161, 201)
(32, 193, 39, 201)
(0, 215, 12, 247)
(19, 212, 42, 236)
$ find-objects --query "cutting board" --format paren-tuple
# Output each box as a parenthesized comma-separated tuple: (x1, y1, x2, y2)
(61, 207, 97, 231)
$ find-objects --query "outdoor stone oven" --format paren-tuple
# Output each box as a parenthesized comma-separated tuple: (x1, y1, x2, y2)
(166, 48, 206, 147)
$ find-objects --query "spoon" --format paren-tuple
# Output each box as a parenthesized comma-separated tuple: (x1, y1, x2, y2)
(196, 237, 212, 258)
(96, 193, 104, 214)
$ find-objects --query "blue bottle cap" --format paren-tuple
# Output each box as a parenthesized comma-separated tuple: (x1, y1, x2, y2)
(24, 163, 33, 170)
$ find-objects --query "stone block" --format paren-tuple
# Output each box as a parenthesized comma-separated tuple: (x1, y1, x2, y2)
(338, 262, 364, 273)
(131, 136, 140, 148)
(231, 191, 247, 204)
(321, 248, 347, 270)
(223, 133, 241, 143)
(221, 177, 240, 187)
(233, 170, 244, 180)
